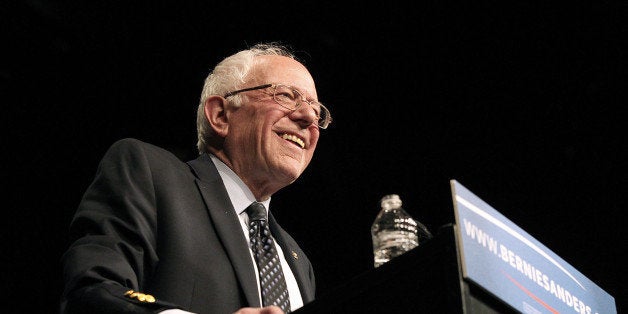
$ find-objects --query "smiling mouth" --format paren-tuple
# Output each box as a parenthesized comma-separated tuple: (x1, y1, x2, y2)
(281, 133, 305, 149)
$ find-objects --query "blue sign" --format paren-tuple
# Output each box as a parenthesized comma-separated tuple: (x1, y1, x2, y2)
(451, 180, 616, 314)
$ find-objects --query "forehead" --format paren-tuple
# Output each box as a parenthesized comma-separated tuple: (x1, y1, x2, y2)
(252, 55, 317, 97)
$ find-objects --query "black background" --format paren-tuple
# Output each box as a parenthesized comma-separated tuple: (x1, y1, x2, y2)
(3, 1, 626, 313)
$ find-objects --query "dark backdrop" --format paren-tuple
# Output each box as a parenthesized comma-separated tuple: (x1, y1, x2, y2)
(3, 1, 626, 313)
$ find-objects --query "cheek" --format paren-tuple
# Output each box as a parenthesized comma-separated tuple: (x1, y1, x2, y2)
(309, 128, 321, 150)
(233, 112, 265, 138)
(304, 137, 319, 164)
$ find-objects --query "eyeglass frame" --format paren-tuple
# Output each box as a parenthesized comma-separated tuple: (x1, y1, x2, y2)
(223, 83, 332, 129)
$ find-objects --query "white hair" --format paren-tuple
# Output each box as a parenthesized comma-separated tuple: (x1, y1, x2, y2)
(196, 43, 297, 154)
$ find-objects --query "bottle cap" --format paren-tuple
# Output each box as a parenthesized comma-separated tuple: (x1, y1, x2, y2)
(380, 194, 402, 210)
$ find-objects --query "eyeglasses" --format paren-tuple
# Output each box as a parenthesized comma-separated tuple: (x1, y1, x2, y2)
(224, 83, 332, 129)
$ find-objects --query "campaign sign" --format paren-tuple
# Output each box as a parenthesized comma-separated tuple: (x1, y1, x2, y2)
(450, 180, 616, 314)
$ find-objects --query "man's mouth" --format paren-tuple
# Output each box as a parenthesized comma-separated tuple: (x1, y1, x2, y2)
(281, 133, 305, 149)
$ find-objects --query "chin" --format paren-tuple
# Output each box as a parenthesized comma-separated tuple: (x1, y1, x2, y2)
(278, 164, 304, 182)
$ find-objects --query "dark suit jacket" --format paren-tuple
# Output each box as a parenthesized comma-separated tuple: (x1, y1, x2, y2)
(61, 138, 316, 314)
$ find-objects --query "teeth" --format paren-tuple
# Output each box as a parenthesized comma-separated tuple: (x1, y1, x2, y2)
(281, 133, 305, 148)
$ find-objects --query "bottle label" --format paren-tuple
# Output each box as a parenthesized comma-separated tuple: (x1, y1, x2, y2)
(374, 230, 419, 250)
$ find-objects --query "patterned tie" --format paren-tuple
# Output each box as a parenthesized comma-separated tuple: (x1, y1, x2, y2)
(246, 202, 291, 313)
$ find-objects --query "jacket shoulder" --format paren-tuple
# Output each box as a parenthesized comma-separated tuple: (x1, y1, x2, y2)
(96, 138, 193, 175)
(105, 138, 182, 161)
(108, 138, 168, 154)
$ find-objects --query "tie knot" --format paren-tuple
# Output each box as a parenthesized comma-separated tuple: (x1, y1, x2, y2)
(246, 202, 267, 222)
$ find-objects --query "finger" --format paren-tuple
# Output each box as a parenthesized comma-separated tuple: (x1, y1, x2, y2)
(232, 306, 284, 314)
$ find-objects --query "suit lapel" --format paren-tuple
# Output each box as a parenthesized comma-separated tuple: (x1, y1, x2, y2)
(187, 155, 261, 307)
(269, 212, 316, 303)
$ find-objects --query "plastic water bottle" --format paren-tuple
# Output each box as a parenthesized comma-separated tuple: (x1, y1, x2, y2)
(371, 194, 431, 268)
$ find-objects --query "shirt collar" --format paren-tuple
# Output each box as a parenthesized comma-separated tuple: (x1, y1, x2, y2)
(209, 154, 270, 215)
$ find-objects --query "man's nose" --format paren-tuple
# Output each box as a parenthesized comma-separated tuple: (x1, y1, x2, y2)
(289, 101, 319, 128)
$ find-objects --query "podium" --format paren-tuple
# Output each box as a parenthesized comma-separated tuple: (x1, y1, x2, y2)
(294, 223, 517, 314)
(294, 180, 616, 313)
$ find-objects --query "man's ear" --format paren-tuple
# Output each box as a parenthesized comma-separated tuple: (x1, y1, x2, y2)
(204, 96, 229, 137)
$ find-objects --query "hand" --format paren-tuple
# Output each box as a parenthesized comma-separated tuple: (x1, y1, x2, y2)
(232, 305, 285, 314)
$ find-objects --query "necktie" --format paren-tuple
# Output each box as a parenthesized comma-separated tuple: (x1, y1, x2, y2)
(246, 202, 291, 313)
